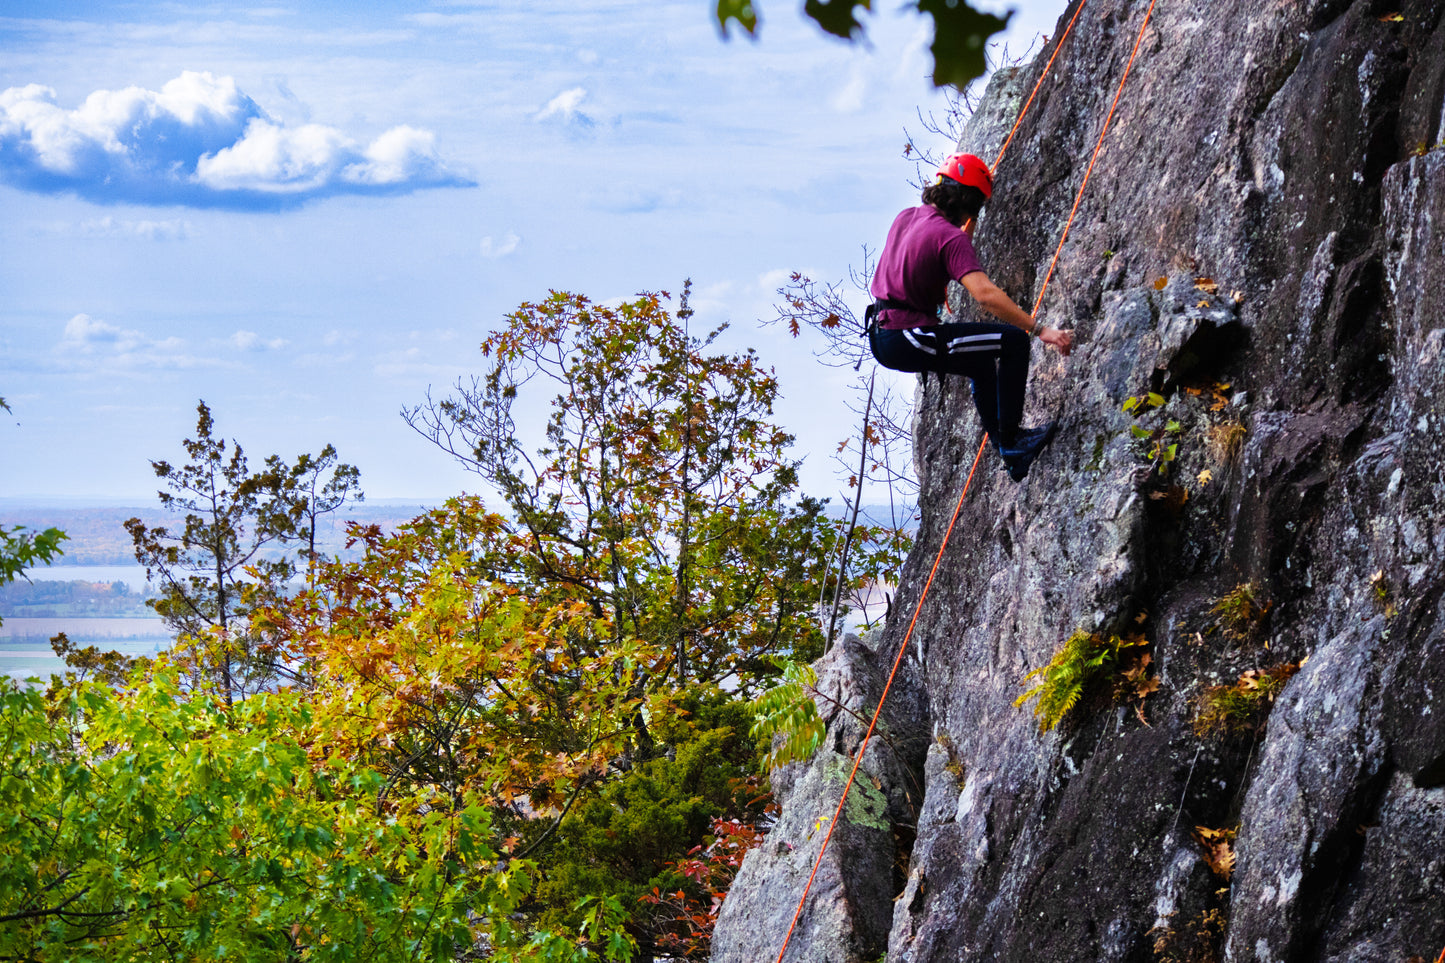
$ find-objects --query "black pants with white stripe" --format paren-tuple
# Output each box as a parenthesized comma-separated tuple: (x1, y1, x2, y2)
(870, 322, 1029, 442)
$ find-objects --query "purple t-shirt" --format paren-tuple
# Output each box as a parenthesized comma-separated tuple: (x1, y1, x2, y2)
(870, 205, 984, 329)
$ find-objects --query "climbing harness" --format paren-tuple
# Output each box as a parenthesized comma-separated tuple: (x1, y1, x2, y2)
(771, 0, 1160, 957)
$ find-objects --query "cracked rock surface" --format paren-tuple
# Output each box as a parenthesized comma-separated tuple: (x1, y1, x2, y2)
(712, 0, 1445, 959)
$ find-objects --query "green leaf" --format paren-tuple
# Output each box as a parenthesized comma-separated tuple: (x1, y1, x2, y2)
(716, 0, 759, 37)
(0, 525, 68, 589)
(804, 0, 871, 38)
(916, 0, 1011, 89)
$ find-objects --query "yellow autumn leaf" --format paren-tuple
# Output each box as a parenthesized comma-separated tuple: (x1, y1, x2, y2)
(1194, 276, 1218, 293)
(1154, 276, 1168, 291)
(1197, 468, 1213, 485)
(1193, 825, 1237, 879)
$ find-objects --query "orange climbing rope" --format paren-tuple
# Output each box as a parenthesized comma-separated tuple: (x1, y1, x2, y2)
(1034, 0, 1161, 310)
(770, 0, 1160, 958)
(992, 0, 1092, 171)
(770, 435, 989, 963)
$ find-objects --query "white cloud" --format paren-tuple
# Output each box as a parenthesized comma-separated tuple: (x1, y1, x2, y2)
(60, 314, 143, 354)
(535, 87, 591, 125)
(757, 268, 805, 294)
(195, 119, 349, 193)
(55, 313, 215, 371)
(480, 232, 521, 259)
(893, 23, 936, 85)
(348, 125, 443, 185)
(0, 71, 472, 209)
(831, 64, 868, 114)
(228, 330, 288, 351)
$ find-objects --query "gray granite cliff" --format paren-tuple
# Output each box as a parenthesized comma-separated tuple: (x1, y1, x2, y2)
(713, 0, 1445, 959)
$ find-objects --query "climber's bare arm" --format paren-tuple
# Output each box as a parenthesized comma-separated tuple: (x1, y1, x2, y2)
(960, 271, 1074, 356)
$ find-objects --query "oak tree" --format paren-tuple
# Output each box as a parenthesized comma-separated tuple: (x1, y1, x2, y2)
(405, 286, 833, 693)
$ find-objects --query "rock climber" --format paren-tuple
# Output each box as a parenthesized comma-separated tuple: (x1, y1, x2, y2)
(868, 152, 1073, 481)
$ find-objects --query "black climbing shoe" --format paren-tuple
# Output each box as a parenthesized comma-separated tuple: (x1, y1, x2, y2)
(999, 422, 1058, 482)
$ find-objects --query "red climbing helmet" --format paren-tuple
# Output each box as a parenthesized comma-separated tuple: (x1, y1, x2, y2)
(936, 152, 993, 198)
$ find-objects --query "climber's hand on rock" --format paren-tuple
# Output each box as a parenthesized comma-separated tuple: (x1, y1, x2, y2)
(1042, 327, 1074, 356)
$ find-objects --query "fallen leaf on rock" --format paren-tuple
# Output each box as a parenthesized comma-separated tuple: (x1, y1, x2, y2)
(1193, 825, 1237, 878)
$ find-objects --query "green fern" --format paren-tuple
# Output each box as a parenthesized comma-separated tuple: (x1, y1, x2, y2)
(750, 661, 826, 770)
(1015, 629, 1145, 732)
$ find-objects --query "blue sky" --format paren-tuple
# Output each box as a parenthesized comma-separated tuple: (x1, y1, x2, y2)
(1, 0, 1065, 503)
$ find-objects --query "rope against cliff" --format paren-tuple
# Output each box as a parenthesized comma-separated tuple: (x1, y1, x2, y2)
(1032, 0, 1162, 311)
(769, 0, 1159, 959)
(991, 0, 1092, 173)
(770, 432, 989, 963)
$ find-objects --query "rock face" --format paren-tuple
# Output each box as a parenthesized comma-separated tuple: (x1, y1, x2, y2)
(712, 634, 929, 963)
(712, 0, 1445, 960)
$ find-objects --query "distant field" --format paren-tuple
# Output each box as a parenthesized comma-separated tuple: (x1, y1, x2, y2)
(1, 502, 438, 683)
(1, 502, 437, 566)
(0, 617, 171, 641)
(1, 619, 171, 683)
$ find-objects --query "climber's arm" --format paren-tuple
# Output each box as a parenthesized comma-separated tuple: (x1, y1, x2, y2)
(960, 272, 1074, 356)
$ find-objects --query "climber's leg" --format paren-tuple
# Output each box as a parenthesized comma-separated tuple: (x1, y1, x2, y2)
(928, 322, 1029, 442)
(869, 325, 942, 374)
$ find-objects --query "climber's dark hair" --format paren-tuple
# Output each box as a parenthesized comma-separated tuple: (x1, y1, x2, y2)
(922, 179, 987, 227)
